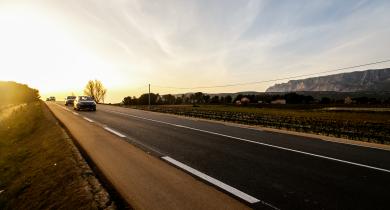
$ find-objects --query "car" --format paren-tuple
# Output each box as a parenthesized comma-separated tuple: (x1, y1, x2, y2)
(74, 96, 96, 111)
(47, 96, 56, 101)
(65, 96, 76, 106)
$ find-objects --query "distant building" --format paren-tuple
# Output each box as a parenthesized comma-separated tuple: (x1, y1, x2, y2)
(240, 97, 250, 105)
(271, 99, 286, 104)
(344, 97, 353, 104)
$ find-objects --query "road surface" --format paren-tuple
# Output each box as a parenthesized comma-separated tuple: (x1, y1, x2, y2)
(48, 102, 390, 210)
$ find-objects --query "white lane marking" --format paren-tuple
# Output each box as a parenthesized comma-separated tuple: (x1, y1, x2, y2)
(53, 103, 71, 112)
(72, 112, 79, 116)
(162, 156, 278, 208)
(104, 127, 126, 138)
(83, 117, 94, 123)
(105, 109, 390, 173)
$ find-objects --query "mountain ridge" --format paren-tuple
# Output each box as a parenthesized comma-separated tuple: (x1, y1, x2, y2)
(266, 68, 390, 92)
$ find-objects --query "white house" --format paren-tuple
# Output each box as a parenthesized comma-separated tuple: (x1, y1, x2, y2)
(271, 99, 286, 104)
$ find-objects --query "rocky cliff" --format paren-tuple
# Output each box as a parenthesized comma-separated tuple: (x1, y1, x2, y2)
(266, 68, 390, 92)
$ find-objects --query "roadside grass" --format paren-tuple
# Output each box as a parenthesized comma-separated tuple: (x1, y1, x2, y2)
(0, 102, 113, 209)
(0, 104, 26, 123)
(127, 104, 390, 144)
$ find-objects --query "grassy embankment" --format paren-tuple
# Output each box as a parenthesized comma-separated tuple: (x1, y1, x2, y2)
(0, 102, 114, 209)
(128, 105, 390, 144)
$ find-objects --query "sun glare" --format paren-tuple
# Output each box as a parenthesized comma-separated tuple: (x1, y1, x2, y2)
(0, 5, 117, 97)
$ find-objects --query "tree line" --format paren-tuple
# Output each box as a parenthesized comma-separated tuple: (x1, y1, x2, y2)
(0, 81, 40, 105)
(122, 92, 390, 105)
(123, 92, 233, 105)
(123, 92, 315, 105)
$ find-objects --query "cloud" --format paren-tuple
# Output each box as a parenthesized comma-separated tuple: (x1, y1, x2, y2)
(2, 0, 390, 102)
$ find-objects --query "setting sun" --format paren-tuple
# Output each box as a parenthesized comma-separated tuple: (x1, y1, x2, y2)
(0, 3, 130, 101)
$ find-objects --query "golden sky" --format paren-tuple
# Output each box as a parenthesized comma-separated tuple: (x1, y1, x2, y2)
(1, 0, 390, 102)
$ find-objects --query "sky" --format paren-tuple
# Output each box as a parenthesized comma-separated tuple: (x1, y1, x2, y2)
(0, 0, 390, 102)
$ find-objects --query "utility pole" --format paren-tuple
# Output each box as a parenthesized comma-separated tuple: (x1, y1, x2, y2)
(148, 83, 151, 109)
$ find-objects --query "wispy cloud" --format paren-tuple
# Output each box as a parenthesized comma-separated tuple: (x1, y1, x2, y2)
(1, 0, 390, 101)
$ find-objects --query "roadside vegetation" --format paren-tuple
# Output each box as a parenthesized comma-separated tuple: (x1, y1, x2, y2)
(121, 92, 390, 144)
(0, 81, 40, 105)
(122, 91, 390, 106)
(0, 81, 114, 209)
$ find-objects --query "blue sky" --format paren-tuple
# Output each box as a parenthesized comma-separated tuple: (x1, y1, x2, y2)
(1, 0, 390, 102)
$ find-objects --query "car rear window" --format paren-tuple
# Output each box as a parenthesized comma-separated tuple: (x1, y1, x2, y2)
(79, 96, 93, 101)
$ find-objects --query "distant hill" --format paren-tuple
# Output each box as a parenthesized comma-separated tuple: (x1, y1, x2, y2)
(266, 68, 390, 92)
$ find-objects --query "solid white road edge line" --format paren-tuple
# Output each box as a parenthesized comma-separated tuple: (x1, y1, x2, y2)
(53, 103, 72, 112)
(104, 127, 126, 138)
(162, 156, 278, 209)
(83, 117, 94, 123)
(161, 156, 259, 202)
(105, 109, 390, 173)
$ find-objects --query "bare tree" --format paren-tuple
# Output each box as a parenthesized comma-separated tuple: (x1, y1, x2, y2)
(84, 80, 95, 100)
(84, 80, 107, 103)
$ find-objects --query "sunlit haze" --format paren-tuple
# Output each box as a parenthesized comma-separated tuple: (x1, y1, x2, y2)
(1, 0, 390, 102)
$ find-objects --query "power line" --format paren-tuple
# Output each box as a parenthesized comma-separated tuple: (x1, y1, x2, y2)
(153, 59, 390, 90)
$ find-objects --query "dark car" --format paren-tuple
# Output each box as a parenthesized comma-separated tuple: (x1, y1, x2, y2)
(47, 96, 56, 101)
(65, 96, 76, 106)
(74, 96, 96, 111)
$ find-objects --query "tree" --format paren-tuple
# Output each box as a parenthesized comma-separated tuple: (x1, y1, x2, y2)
(175, 97, 183, 104)
(352, 97, 369, 104)
(284, 93, 314, 104)
(84, 80, 107, 103)
(224, 95, 232, 104)
(184, 95, 190, 104)
(210, 96, 220, 104)
(189, 94, 195, 104)
(320, 97, 331, 104)
(138, 93, 159, 105)
(194, 92, 204, 104)
(122, 96, 132, 105)
(162, 94, 176, 104)
(203, 95, 210, 104)
(122, 96, 138, 105)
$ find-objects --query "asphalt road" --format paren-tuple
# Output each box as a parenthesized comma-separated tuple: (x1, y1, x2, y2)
(47, 102, 249, 210)
(55, 102, 390, 210)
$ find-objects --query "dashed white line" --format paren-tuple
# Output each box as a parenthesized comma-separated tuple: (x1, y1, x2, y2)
(72, 112, 79, 116)
(104, 127, 126, 138)
(83, 117, 94, 123)
(162, 156, 278, 208)
(105, 109, 390, 173)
